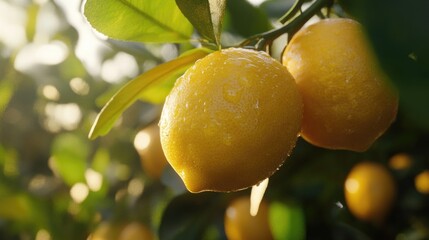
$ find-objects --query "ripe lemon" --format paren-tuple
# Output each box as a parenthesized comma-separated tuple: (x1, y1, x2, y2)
(388, 153, 412, 171)
(160, 48, 303, 192)
(414, 170, 429, 194)
(134, 123, 168, 179)
(224, 196, 273, 240)
(344, 161, 396, 224)
(282, 18, 398, 152)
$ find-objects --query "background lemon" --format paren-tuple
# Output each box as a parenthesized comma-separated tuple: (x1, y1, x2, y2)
(344, 161, 396, 224)
(134, 123, 168, 179)
(388, 153, 412, 171)
(160, 48, 303, 192)
(283, 18, 398, 152)
(414, 170, 429, 194)
(224, 196, 273, 240)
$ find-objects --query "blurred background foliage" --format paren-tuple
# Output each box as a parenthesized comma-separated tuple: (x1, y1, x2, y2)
(0, 0, 428, 239)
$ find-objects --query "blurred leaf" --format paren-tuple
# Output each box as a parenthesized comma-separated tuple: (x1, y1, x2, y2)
(0, 193, 33, 221)
(25, 3, 39, 42)
(226, 0, 273, 37)
(269, 201, 306, 240)
(51, 133, 88, 185)
(176, 0, 226, 45)
(333, 222, 372, 240)
(83, 0, 193, 43)
(0, 71, 15, 118)
(91, 147, 110, 174)
(159, 192, 220, 240)
(88, 48, 213, 139)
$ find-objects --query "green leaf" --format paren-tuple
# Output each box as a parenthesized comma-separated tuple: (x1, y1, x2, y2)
(269, 201, 306, 240)
(25, 3, 39, 42)
(138, 69, 182, 104)
(159, 192, 221, 240)
(225, 0, 273, 37)
(51, 134, 88, 185)
(0, 68, 16, 118)
(176, 0, 226, 45)
(83, 0, 193, 43)
(0, 194, 33, 221)
(91, 147, 110, 174)
(88, 48, 213, 139)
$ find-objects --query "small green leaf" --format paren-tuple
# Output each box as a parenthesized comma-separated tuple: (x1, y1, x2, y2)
(269, 201, 306, 240)
(0, 68, 16, 118)
(176, 0, 226, 45)
(51, 134, 88, 185)
(83, 0, 193, 43)
(88, 48, 213, 140)
(25, 3, 39, 42)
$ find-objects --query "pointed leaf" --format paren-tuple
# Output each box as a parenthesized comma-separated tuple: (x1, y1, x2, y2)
(83, 0, 193, 43)
(89, 48, 213, 139)
(176, 0, 226, 45)
(138, 70, 183, 104)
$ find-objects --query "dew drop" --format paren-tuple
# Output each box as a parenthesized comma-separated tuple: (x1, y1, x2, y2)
(223, 84, 242, 104)
(223, 133, 232, 146)
(254, 100, 259, 109)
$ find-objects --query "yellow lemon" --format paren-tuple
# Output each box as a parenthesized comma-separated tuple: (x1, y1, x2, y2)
(388, 153, 412, 170)
(415, 170, 429, 194)
(224, 196, 273, 240)
(160, 48, 303, 192)
(283, 18, 398, 152)
(344, 161, 396, 224)
(134, 123, 168, 179)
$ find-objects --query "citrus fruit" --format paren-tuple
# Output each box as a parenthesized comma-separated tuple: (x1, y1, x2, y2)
(134, 123, 168, 179)
(224, 196, 273, 240)
(282, 18, 398, 152)
(344, 161, 396, 224)
(119, 222, 154, 240)
(388, 153, 412, 170)
(159, 48, 303, 193)
(414, 170, 429, 194)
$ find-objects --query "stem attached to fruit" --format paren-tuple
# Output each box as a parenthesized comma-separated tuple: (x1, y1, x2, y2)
(239, 0, 331, 50)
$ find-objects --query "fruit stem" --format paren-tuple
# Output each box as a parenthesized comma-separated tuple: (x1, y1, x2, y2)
(278, 0, 306, 24)
(239, 0, 330, 49)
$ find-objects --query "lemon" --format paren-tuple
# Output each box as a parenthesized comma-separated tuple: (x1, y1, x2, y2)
(283, 18, 398, 152)
(344, 161, 396, 224)
(224, 196, 273, 240)
(134, 123, 168, 179)
(415, 170, 429, 194)
(388, 153, 412, 170)
(160, 48, 303, 192)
